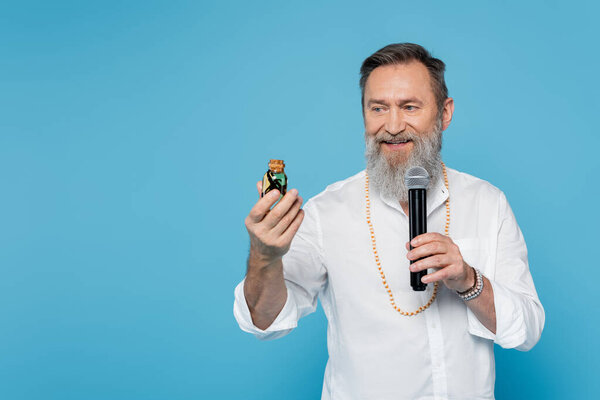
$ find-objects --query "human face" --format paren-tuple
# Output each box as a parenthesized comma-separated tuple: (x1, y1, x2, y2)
(363, 62, 453, 166)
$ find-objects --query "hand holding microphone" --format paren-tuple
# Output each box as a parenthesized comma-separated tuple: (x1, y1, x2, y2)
(404, 166, 475, 293)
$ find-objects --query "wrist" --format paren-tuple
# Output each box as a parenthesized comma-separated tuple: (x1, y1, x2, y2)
(456, 267, 484, 301)
(247, 248, 282, 272)
(456, 265, 476, 294)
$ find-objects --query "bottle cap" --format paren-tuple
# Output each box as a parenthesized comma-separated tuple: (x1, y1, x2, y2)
(268, 159, 285, 173)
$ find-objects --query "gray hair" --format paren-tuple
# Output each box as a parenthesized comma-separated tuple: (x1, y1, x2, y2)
(359, 43, 448, 113)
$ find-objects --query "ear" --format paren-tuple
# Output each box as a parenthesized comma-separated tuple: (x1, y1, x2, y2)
(441, 97, 454, 131)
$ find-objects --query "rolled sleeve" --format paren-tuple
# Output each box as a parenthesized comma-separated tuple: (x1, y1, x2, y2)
(466, 304, 496, 341)
(233, 278, 298, 341)
(470, 192, 545, 350)
(489, 279, 544, 350)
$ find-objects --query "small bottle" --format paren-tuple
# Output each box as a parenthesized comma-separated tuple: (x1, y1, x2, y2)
(261, 159, 287, 200)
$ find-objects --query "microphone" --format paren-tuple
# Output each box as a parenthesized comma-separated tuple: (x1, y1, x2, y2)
(405, 166, 430, 291)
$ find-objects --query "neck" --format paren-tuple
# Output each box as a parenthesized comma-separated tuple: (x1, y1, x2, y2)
(400, 201, 409, 216)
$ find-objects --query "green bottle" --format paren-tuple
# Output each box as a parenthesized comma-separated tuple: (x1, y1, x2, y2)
(261, 159, 287, 201)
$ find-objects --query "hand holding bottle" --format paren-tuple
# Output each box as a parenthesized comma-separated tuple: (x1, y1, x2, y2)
(243, 172, 304, 330)
(245, 181, 304, 266)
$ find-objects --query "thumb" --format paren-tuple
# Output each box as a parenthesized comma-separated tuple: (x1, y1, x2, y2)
(256, 181, 262, 197)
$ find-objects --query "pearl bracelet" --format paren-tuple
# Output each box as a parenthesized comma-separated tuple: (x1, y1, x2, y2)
(456, 267, 484, 301)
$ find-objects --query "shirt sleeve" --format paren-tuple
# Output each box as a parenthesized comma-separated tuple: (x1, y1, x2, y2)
(233, 199, 328, 341)
(467, 192, 545, 351)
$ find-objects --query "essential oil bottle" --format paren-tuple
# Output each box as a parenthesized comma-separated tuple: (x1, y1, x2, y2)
(261, 159, 287, 200)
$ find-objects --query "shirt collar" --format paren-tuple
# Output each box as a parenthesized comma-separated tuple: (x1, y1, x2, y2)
(375, 172, 449, 217)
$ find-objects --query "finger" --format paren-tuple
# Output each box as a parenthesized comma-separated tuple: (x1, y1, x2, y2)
(407, 241, 448, 261)
(410, 232, 448, 247)
(272, 196, 303, 235)
(280, 208, 305, 243)
(409, 254, 451, 273)
(256, 181, 262, 197)
(422, 267, 452, 284)
(247, 189, 281, 223)
(262, 189, 299, 229)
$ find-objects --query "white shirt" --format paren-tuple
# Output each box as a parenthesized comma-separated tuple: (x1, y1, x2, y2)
(234, 167, 545, 400)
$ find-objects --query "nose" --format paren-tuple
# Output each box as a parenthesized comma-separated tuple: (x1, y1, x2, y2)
(385, 107, 406, 135)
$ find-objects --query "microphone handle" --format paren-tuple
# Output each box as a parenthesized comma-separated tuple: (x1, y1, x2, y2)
(408, 188, 427, 291)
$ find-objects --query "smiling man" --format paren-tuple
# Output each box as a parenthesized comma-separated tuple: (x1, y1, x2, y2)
(234, 43, 544, 400)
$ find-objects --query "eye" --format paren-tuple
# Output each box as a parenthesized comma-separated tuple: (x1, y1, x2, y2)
(372, 106, 385, 112)
(405, 105, 418, 111)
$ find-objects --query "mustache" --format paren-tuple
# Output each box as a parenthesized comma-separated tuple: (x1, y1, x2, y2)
(372, 131, 421, 143)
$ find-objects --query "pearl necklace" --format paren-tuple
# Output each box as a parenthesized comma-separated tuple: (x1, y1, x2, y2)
(365, 162, 450, 316)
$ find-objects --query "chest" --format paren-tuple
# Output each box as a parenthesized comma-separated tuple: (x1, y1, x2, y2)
(318, 194, 498, 309)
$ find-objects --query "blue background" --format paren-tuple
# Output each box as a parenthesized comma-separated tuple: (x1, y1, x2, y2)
(1, 1, 598, 399)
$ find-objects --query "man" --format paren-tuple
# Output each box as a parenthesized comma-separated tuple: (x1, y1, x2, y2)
(234, 43, 544, 399)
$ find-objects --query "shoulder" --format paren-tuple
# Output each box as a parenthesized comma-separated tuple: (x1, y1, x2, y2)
(296, 170, 364, 244)
(302, 170, 365, 217)
(307, 170, 365, 204)
(446, 166, 504, 198)
(445, 166, 508, 212)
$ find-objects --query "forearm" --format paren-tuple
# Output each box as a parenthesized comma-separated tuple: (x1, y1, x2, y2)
(464, 275, 496, 334)
(243, 251, 287, 330)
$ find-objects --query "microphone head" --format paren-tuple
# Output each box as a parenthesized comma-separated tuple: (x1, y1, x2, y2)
(404, 166, 430, 190)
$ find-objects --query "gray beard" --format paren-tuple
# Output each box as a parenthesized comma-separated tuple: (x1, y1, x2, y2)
(364, 118, 443, 203)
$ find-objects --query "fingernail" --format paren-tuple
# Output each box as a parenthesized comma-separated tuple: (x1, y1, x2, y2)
(422, 276, 429, 283)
